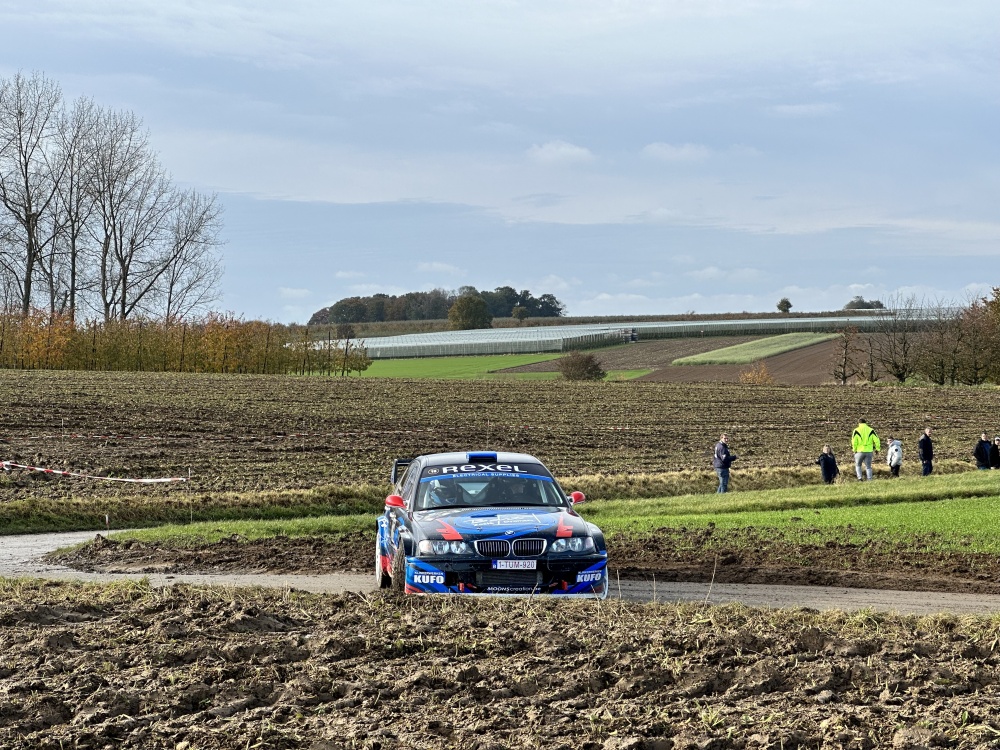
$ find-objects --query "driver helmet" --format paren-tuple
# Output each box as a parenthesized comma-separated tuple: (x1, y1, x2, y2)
(428, 479, 457, 506)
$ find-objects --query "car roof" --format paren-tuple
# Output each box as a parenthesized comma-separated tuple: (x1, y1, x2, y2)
(418, 451, 544, 467)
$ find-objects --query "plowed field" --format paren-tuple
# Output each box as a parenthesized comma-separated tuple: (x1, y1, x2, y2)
(6, 371, 1000, 749)
(3, 581, 1000, 750)
(499, 338, 841, 385)
(0, 369, 991, 503)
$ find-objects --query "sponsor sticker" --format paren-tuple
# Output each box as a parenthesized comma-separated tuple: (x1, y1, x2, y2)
(413, 572, 445, 585)
(440, 463, 525, 474)
(576, 571, 604, 583)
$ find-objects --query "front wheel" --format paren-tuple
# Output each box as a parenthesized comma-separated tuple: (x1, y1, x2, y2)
(375, 533, 391, 589)
(390, 545, 407, 593)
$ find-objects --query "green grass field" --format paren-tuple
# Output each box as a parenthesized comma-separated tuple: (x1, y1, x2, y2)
(358, 354, 560, 378)
(354, 354, 649, 380)
(97, 471, 1000, 555)
(672, 332, 839, 365)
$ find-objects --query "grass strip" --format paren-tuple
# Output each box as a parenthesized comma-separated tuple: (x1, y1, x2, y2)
(672, 332, 838, 365)
(0, 463, 979, 536)
(357, 354, 561, 379)
(85, 471, 1000, 557)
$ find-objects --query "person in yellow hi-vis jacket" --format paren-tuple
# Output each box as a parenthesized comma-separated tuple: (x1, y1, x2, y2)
(852, 419, 881, 481)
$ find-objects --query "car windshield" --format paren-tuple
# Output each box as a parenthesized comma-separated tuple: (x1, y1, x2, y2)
(415, 472, 566, 510)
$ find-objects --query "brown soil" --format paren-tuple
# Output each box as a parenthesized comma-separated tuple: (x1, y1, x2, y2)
(498, 338, 842, 385)
(638, 339, 844, 386)
(501, 337, 764, 373)
(3, 580, 1000, 750)
(55, 527, 1000, 596)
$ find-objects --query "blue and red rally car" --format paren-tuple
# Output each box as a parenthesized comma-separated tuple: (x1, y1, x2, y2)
(375, 451, 608, 598)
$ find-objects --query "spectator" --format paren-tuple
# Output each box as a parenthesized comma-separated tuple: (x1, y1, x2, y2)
(991, 437, 1000, 470)
(973, 432, 992, 470)
(886, 436, 903, 478)
(712, 433, 737, 493)
(851, 419, 881, 481)
(816, 444, 840, 484)
(917, 427, 934, 476)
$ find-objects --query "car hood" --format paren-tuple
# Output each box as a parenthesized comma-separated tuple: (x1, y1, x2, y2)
(414, 506, 589, 540)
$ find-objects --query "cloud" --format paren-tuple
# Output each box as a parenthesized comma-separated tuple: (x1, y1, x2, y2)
(417, 261, 463, 274)
(349, 282, 410, 296)
(533, 274, 577, 293)
(512, 193, 565, 208)
(526, 140, 595, 166)
(685, 267, 763, 283)
(335, 270, 364, 279)
(769, 103, 840, 117)
(278, 286, 311, 299)
(642, 142, 712, 162)
(623, 272, 666, 288)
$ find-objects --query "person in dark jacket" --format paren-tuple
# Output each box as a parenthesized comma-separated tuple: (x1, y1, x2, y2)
(816, 444, 839, 484)
(712, 433, 737, 493)
(974, 432, 992, 470)
(990, 437, 1000, 470)
(917, 427, 933, 475)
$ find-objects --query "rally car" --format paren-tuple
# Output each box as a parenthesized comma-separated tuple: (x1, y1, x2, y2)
(375, 451, 608, 598)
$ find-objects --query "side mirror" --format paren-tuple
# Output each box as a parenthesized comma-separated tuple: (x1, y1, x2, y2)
(570, 491, 586, 504)
(385, 494, 405, 508)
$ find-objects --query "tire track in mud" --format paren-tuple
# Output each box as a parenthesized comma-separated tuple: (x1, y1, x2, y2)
(6, 531, 1000, 615)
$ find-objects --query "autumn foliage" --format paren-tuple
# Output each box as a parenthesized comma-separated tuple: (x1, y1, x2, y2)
(0, 312, 370, 375)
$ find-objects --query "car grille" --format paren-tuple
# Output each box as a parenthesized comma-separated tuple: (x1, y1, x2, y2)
(512, 538, 546, 556)
(475, 540, 510, 557)
(475, 538, 547, 557)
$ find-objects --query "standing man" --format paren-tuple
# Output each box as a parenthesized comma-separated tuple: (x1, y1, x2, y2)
(852, 419, 881, 481)
(712, 433, 738, 493)
(973, 432, 992, 470)
(918, 427, 934, 475)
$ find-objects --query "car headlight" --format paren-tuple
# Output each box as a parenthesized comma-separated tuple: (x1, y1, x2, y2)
(551, 537, 596, 554)
(418, 539, 470, 555)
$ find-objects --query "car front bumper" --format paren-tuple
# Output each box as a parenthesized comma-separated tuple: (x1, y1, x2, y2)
(402, 554, 609, 597)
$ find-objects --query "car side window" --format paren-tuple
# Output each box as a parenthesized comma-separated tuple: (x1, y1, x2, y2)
(401, 463, 419, 501)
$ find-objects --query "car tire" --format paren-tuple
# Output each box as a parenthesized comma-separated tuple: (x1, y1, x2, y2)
(375, 533, 391, 589)
(390, 545, 406, 594)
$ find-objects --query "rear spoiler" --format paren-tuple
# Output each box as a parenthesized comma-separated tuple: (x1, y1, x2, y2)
(391, 458, 414, 485)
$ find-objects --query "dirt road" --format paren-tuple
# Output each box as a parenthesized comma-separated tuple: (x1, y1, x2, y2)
(6, 530, 1000, 614)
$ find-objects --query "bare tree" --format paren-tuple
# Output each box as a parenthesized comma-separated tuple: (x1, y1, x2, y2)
(0, 71, 67, 315)
(831, 326, 861, 385)
(87, 108, 175, 321)
(857, 334, 882, 383)
(872, 293, 923, 383)
(161, 189, 223, 324)
(915, 298, 961, 385)
(44, 96, 100, 321)
(955, 299, 994, 385)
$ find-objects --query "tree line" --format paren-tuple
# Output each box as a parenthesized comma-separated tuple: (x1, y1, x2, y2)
(831, 291, 1000, 385)
(310, 285, 566, 325)
(0, 312, 370, 375)
(0, 71, 223, 323)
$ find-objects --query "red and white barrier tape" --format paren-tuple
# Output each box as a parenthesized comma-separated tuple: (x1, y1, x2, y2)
(1, 461, 188, 484)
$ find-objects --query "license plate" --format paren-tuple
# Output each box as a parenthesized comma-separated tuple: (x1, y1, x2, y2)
(492, 559, 537, 570)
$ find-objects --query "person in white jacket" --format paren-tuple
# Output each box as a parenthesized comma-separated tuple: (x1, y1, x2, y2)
(886, 436, 903, 477)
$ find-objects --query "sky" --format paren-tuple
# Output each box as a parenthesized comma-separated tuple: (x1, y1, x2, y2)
(2, 1, 998, 322)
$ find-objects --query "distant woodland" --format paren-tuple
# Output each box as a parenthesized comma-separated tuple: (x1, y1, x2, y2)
(309, 286, 566, 325)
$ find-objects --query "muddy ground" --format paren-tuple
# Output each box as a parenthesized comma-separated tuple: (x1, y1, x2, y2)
(498, 337, 842, 386)
(3, 580, 1000, 750)
(55, 526, 1000, 596)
